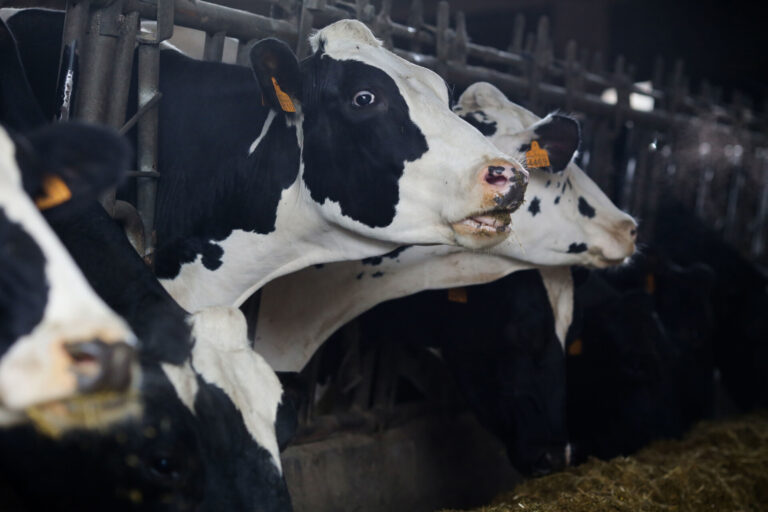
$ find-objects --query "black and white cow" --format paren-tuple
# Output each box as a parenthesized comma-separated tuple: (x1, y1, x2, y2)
(0, 199, 294, 510)
(5, 11, 529, 312)
(253, 83, 636, 372)
(0, 122, 140, 433)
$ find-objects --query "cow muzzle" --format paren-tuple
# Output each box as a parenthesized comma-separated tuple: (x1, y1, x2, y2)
(451, 159, 529, 247)
(23, 338, 141, 437)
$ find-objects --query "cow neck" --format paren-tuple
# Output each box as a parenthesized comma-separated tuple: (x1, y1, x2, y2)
(255, 246, 534, 372)
(152, 53, 396, 310)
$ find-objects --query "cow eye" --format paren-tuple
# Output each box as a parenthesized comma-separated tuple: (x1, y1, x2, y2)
(352, 90, 375, 107)
(149, 455, 181, 480)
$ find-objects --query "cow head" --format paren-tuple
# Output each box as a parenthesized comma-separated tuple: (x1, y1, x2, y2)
(0, 123, 140, 434)
(249, 21, 528, 250)
(0, 306, 293, 511)
(456, 82, 637, 266)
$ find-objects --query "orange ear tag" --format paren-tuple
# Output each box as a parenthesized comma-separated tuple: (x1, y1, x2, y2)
(568, 338, 583, 356)
(447, 287, 468, 304)
(271, 76, 296, 113)
(645, 273, 656, 295)
(35, 175, 72, 210)
(526, 140, 551, 169)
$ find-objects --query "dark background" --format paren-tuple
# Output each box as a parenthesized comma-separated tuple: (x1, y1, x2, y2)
(391, 0, 768, 110)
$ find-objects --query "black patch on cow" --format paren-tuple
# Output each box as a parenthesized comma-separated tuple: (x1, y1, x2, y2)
(460, 110, 497, 136)
(300, 56, 428, 228)
(373, 271, 384, 278)
(146, 51, 301, 279)
(0, 209, 48, 355)
(567, 243, 588, 254)
(201, 243, 224, 271)
(362, 245, 411, 266)
(356, 272, 364, 280)
(49, 204, 192, 365)
(546, 180, 551, 187)
(578, 196, 596, 218)
(554, 196, 561, 205)
(528, 196, 541, 216)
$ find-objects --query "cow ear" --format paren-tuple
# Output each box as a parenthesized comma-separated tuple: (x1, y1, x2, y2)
(518, 114, 580, 173)
(457, 82, 508, 112)
(17, 122, 131, 212)
(250, 39, 302, 114)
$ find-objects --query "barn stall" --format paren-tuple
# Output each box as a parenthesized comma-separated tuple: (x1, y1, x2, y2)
(0, 0, 767, 510)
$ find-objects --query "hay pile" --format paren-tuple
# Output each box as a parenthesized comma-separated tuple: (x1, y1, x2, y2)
(445, 412, 768, 512)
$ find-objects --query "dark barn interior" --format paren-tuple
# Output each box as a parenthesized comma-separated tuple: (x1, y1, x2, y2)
(0, 0, 767, 511)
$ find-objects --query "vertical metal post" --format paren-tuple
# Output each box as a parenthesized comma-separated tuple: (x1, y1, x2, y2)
(107, 11, 139, 129)
(75, 0, 123, 123)
(203, 30, 226, 61)
(407, 0, 423, 53)
(137, 42, 160, 267)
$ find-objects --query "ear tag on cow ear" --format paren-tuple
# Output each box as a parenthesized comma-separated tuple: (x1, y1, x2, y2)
(568, 338, 583, 356)
(645, 273, 656, 295)
(447, 287, 468, 304)
(270, 77, 296, 113)
(526, 140, 551, 169)
(35, 175, 72, 210)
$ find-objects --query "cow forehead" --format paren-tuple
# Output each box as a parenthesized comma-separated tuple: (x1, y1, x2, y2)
(313, 26, 449, 106)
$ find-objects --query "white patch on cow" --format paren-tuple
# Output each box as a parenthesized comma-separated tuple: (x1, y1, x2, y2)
(0, 128, 138, 416)
(253, 83, 635, 372)
(161, 360, 198, 413)
(538, 267, 574, 350)
(255, 246, 533, 371)
(187, 307, 284, 472)
(248, 109, 276, 155)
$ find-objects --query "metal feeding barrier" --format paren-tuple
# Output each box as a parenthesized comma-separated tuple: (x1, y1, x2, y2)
(29, 0, 768, 433)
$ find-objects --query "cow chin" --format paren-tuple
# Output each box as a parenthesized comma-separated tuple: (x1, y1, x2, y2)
(24, 390, 142, 438)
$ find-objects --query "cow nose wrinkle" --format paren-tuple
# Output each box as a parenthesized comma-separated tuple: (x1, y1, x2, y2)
(66, 340, 136, 394)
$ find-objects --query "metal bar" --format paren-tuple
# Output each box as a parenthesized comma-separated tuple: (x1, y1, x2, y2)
(106, 10, 140, 129)
(136, 42, 160, 267)
(124, 0, 298, 44)
(203, 30, 227, 61)
(74, 1, 122, 123)
(119, 91, 162, 135)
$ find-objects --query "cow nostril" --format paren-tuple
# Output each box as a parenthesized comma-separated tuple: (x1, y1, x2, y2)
(66, 340, 136, 394)
(630, 228, 637, 237)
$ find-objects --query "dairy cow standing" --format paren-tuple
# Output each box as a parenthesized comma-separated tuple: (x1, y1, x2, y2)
(5, 11, 529, 312)
(254, 82, 637, 373)
(0, 122, 139, 433)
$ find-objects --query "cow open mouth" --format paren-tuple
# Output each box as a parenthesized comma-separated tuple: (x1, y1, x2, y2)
(452, 209, 513, 237)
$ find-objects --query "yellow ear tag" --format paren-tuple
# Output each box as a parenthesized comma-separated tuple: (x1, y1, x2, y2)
(645, 273, 656, 295)
(35, 175, 72, 210)
(271, 76, 296, 113)
(568, 338, 583, 356)
(447, 287, 468, 304)
(526, 140, 551, 169)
